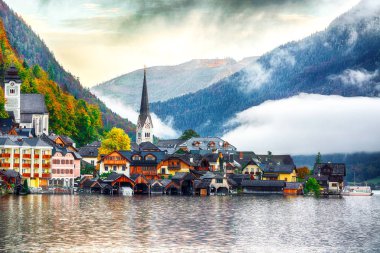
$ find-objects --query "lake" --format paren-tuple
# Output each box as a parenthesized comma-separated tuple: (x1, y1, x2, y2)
(1, 192, 380, 253)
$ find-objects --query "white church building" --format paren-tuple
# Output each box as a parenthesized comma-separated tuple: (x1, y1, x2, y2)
(3, 65, 49, 136)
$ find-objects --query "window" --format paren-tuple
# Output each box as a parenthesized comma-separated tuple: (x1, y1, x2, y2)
(284, 177, 288, 182)
(216, 179, 223, 184)
(1, 149, 5, 154)
(91, 160, 95, 166)
(161, 168, 166, 175)
(57, 169, 60, 174)
(52, 169, 56, 174)
(145, 155, 156, 161)
(105, 166, 109, 171)
(113, 166, 117, 171)
(132, 155, 141, 161)
(70, 169, 73, 174)
(138, 133, 141, 138)
(122, 166, 126, 171)
(70, 160, 73, 164)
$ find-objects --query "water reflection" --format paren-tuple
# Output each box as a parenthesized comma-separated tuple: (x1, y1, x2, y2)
(1, 194, 380, 252)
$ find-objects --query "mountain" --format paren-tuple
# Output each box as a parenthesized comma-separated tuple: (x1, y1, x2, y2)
(151, 0, 380, 136)
(91, 57, 258, 109)
(0, 20, 102, 146)
(0, 0, 135, 137)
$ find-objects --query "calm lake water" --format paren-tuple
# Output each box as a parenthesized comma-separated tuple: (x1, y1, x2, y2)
(1, 192, 380, 253)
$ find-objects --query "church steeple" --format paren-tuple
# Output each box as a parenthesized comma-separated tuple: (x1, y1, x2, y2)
(139, 66, 150, 120)
(136, 66, 153, 144)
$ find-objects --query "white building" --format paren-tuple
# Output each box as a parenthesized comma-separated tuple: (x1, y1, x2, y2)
(4, 66, 49, 136)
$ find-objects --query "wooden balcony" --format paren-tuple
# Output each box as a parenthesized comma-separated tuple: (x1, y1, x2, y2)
(14, 154, 20, 158)
(1, 153, 11, 158)
(22, 163, 31, 168)
(42, 155, 51, 159)
(0, 163, 10, 168)
(23, 154, 31, 159)
(22, 173, 31, 178)
(42, 164, 51, 168)
(104, 160, 127, 165)
(168, 166, 181, 170)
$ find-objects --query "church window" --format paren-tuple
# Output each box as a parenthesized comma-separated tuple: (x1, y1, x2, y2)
(10, 88, 15, 94)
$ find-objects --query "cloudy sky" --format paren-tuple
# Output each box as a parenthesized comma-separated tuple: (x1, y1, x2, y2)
(5, 0, 360, 87)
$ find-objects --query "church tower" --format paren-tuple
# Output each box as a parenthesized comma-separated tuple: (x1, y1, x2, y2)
(136, 67, 153, 144)
(4, 65, 21, 123)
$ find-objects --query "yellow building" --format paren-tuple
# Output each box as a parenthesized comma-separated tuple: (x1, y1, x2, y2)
(158, 155, 195, 178)
(257, 154, 297, 182)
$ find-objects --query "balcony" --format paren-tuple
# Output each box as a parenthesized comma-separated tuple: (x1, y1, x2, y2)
(41, 173, 52, 178)
(34, 154, 40, 159)
(14, 163, 20, 168)
(42, 155, 51, 159)
(0, 163, 10, 168)
(104, 160, 126, 165)
(23, 154, 31, 159)
(22, 173, 31, 178)
(168, 166, 181, 170)
(42, 164, 51, 168)
(34, 164, 40, 168)
(14, 154, 20, 158)
(33, 173, 39, 178)
(1, 153, 11, 158)
(22, 163, 31, 168)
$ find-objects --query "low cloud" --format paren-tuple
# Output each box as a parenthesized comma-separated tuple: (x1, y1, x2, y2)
(328, 68, 379, 87)
(222, 93, 380, 155)
(241, 49, 296, 91)
(95, 95, 180, 140)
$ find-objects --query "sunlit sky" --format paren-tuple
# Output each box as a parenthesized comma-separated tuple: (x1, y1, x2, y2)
(5, 0, 360, 87)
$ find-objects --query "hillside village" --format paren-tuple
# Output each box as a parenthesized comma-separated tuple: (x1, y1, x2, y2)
(0, 66, 346, 196)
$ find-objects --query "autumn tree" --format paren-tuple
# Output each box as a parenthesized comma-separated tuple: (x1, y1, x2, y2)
(180, 129, 200, 140)
(0, 87, 8, 118)
(98, 127, 131, 155)
(296, 166, 310, 180)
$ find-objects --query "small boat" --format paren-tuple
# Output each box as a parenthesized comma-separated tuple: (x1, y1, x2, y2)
(342, 186, 373, 196)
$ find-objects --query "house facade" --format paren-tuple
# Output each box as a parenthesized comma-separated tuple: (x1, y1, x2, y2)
(79, 141, 100, 167)
(50, 151, 80, 187)
(99, 151, 131, 177)
(0, 137, 52, 188)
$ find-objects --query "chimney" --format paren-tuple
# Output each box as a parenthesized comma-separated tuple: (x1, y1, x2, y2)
(239, 152, 243, 160)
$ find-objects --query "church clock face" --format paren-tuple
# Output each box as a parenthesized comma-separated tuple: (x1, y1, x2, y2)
(10, 81, 15, 86)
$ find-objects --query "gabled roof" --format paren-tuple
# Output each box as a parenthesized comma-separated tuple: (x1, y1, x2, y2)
(20, 94, 48, 114)
(160, 179, 172, 187)
(23, 137, 52, 148)
(257, 154, 295, 166)
(195, 179, 212, 189)
(313, 163, 346, 176)
(78, 145, 99, 157)
(179, 137, 236, 152)
(139, 142, 160, 151)
(119, 150, 166, 164)
(285, 182, 303, 189)
(103, 172, 123, 182)
(0, 118, 14, 134)
(0, 137, 18, 146)
(100, 151, 131, 162)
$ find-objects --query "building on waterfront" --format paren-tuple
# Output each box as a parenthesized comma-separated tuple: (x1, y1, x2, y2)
(136, 67, 153, 145)
(257, 152, 297, 182)
(3, 66, 49, 136)
(0, 137, 52, 188)
(312, 163, 346, 195)
(50, 150, 81, 187)
(158, 154, 201, 177)
(78, 141, 100, 166)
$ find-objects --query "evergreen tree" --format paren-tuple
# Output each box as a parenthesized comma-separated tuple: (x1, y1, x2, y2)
(179, 129, 200, 140)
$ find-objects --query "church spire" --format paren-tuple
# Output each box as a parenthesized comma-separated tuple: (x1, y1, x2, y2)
(139, 66, 149, 117)
(136, 66, 153, 144)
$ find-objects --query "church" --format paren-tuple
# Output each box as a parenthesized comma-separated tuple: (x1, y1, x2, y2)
(136, 67, 154, 144)
(3, 65, 49, 136)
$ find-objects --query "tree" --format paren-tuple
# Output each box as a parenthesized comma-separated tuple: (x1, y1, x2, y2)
(304, 178, 321, 197)
(98, 127, 131, 155)
(0, 88, 8, 118)
(297, 166, 311, 180)
(179, 129, 200, 140)
(315, 152, 322, 164)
